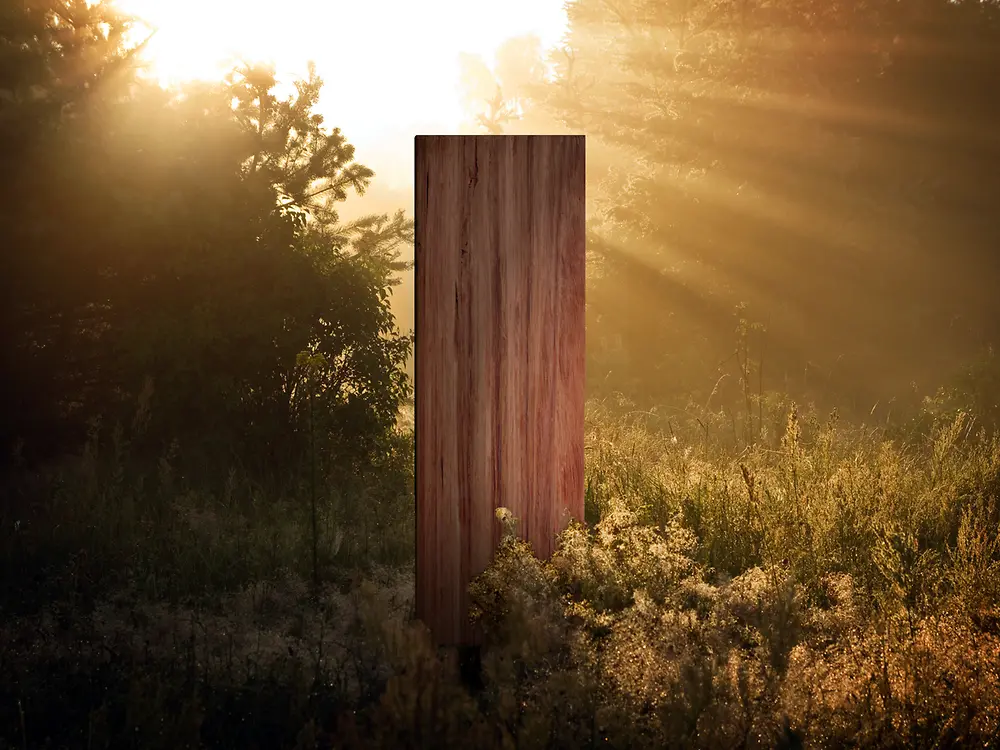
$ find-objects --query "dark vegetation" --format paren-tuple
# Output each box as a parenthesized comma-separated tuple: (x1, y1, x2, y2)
(2, 0, 999, 748)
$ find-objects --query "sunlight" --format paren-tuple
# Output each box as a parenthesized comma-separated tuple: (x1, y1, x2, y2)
(114, 0, 568, 186)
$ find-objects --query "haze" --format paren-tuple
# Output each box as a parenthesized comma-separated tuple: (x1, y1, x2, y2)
(117, 0, 569, 188)
(66, 0, 1000, 420)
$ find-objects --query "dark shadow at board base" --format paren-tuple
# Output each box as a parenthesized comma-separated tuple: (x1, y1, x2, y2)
(458, 644, 484, 694)
(437, 644, 485, 694)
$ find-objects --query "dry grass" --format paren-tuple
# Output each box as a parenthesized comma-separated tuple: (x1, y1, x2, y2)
(1, 397, 998, 748)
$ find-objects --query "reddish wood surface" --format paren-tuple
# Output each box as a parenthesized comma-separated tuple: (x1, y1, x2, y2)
(414, 135, 586, 647)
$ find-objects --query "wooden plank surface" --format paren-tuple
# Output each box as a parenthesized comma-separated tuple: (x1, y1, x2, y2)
(414, 135, 586, 647)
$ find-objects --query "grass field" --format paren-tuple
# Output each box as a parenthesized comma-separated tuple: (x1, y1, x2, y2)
(1, 392, 998, 749)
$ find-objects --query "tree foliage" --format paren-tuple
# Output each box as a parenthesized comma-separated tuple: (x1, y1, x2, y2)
(540, 0, 1000, 413)
(0, 2, 412, 478)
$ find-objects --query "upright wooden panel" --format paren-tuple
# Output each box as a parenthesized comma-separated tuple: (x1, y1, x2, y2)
(414, 135, 586, 647)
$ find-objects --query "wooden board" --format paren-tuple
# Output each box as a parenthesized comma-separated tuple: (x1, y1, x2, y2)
(414, 135, 586, 647)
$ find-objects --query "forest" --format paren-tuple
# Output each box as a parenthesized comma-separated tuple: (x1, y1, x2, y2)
(2, 0, 1000, 748)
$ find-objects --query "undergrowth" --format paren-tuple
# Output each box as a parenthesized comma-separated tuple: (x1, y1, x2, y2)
(1, 396, 999, 749)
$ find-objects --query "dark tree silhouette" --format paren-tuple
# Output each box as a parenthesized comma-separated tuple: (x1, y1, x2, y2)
(0, 3, 412, 481)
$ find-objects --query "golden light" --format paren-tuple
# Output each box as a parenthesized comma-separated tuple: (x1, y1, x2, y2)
(114, 0, 568, 187)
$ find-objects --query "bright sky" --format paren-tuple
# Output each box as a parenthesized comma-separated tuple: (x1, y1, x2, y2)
(116, 0, 568, 188)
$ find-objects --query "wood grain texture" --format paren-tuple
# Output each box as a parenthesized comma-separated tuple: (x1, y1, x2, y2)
(414, 135, 586, 647)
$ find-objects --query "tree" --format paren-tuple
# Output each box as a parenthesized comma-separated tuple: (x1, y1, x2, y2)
(458, 35, 560, 135)
(0, 3, 413, 480)
(539, 0, 1000, 415)
(0, 0, 154, 460)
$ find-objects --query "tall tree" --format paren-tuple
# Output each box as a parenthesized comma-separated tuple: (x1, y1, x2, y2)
(540, 0, 1000, 414)
(1, 4, 413, 477)
(0, 0, 151, 459)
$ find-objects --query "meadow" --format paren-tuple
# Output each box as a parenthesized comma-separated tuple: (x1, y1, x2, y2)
(2, 380, 998, 749)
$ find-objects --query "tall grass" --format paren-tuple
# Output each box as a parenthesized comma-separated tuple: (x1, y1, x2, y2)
(1, 386, 998, 748)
